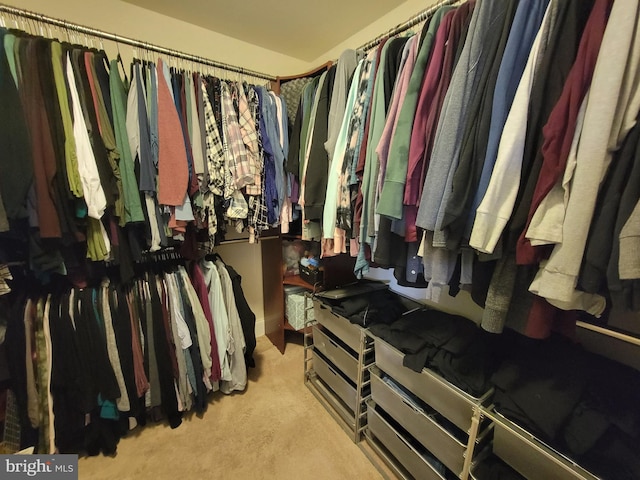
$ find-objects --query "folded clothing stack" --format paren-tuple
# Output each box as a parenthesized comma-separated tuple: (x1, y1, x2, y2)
(319, 289, 409, 328)
(492, 330, 640, 480)
(369, 309, 503, 397)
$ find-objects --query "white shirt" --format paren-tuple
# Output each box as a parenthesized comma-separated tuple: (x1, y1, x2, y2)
(66, 53, 107, 220)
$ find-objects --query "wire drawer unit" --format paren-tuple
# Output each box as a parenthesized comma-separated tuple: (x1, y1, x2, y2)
(304, 295, 374, 443)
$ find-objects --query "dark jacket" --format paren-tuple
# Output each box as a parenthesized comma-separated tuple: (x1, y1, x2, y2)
(0, 30, 32, 221)
(303, 65, 336, 221)
(225, 264, 257, 368)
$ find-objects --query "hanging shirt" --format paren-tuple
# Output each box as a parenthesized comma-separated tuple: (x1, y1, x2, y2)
(66, 52, 107, 220)
(110, 59, 145, 223)
(323, 60, 364, 244)
(469, 2, 556, 254)
(238, 83, 261, 195)
(417, 0, 511, 235)
(325, 49, 359, 161)
(530, 0, 640, 313)
(517, 0, 612, 265)
(179, 266, 213, 392)
(215, 260, 247, 394)
(187, 74, 205, 178)
(127, 62, 156, 194)
(200, 260, 233, 382)
(378, 7, 453, 221)
(221, 81, 252, 190)
(156, 59, 189, 206)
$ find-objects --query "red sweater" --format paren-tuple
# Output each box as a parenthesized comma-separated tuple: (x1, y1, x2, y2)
(157, 59, 189, 206)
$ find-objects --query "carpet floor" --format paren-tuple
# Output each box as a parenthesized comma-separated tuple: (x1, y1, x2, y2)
(78, 334, 382, 480)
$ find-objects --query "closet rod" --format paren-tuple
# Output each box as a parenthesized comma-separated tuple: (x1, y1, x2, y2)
(357, 0, 460, 53)
(576, 321, 640, 347)
(0, 3, 276, 81)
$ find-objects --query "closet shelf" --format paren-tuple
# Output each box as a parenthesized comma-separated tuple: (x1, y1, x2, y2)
(283, 274, 318, 290)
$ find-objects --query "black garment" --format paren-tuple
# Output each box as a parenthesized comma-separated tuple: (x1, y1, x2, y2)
(0, 30, 33, 220)
(74, 288, 120, 407)
(285, 100, 303, 177)
(430, 328, 502, 397)
(304, 65, 337, 221)
(580, 113, 640, 294)
(83, 411, 120, 457)
(371, 309, 500, 396)
(49, 290, 88, 453)
(369, 309, 477, 371)
(4, 292, 38, 449)
(383, 37, 409, 110)
(443, 0, 518, 249)
(605, 120, 640, 309)
(38, 40, 80, 245)
(109, 284, 139, 418)
(224, 265, 257, 368)
(491, 331, 592, 442)
(470, 256, 497, 308)
(148, 275, 182, 428)
(93, 52, 113, 127)
(373, 216, 394, 267)
(325, 289, 407, 327)
(581, 426, 640, 480)
(564, 354, 640, 454)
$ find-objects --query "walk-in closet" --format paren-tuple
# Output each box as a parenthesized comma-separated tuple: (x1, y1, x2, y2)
(0, 0, 639, 479)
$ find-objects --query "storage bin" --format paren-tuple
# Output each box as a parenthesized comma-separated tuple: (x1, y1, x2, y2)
(490, 411, 598, 480)
(370, 368, 467, 475)
(367, 400, 450, 480)
(313, 298, 362, 351)
(313, 325, 358, 382)
(284, 286, 313, 330)
(312, 350, 358, 413)
(373, 335, 492, 432)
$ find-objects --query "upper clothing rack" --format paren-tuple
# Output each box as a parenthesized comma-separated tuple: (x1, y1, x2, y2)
(357, 0, 460, 53)
(0, 2, 276, 81)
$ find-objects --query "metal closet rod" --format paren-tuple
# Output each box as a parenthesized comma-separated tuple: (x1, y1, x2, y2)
(357, 0, 460, 52)
(0, 3, 276, 81)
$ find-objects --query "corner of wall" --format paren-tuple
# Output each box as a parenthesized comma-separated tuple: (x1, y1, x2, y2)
(3, 0, 309, 76)
(305, 0, 440, 69)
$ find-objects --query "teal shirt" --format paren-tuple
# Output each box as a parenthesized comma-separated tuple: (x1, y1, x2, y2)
(377, 6, 453, 220)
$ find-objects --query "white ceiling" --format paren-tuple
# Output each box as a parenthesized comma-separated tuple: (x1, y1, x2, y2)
(122, 0, 406, 61)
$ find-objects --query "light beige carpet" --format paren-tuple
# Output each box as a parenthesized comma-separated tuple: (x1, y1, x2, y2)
(78, 334, 382, 480)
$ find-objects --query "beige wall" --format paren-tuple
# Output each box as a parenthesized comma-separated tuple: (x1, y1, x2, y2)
(307, 0, 439, 67)
(365, 268, 484, 324)
(1, 0, 283, 337)
(1, 0, 308, 77)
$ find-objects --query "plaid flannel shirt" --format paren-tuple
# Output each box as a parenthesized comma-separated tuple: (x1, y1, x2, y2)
(248, 86, 269, 235)
(221, 82, 253, 190)
(202, 82, 225, 197)
(238, 83, 261, 195)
